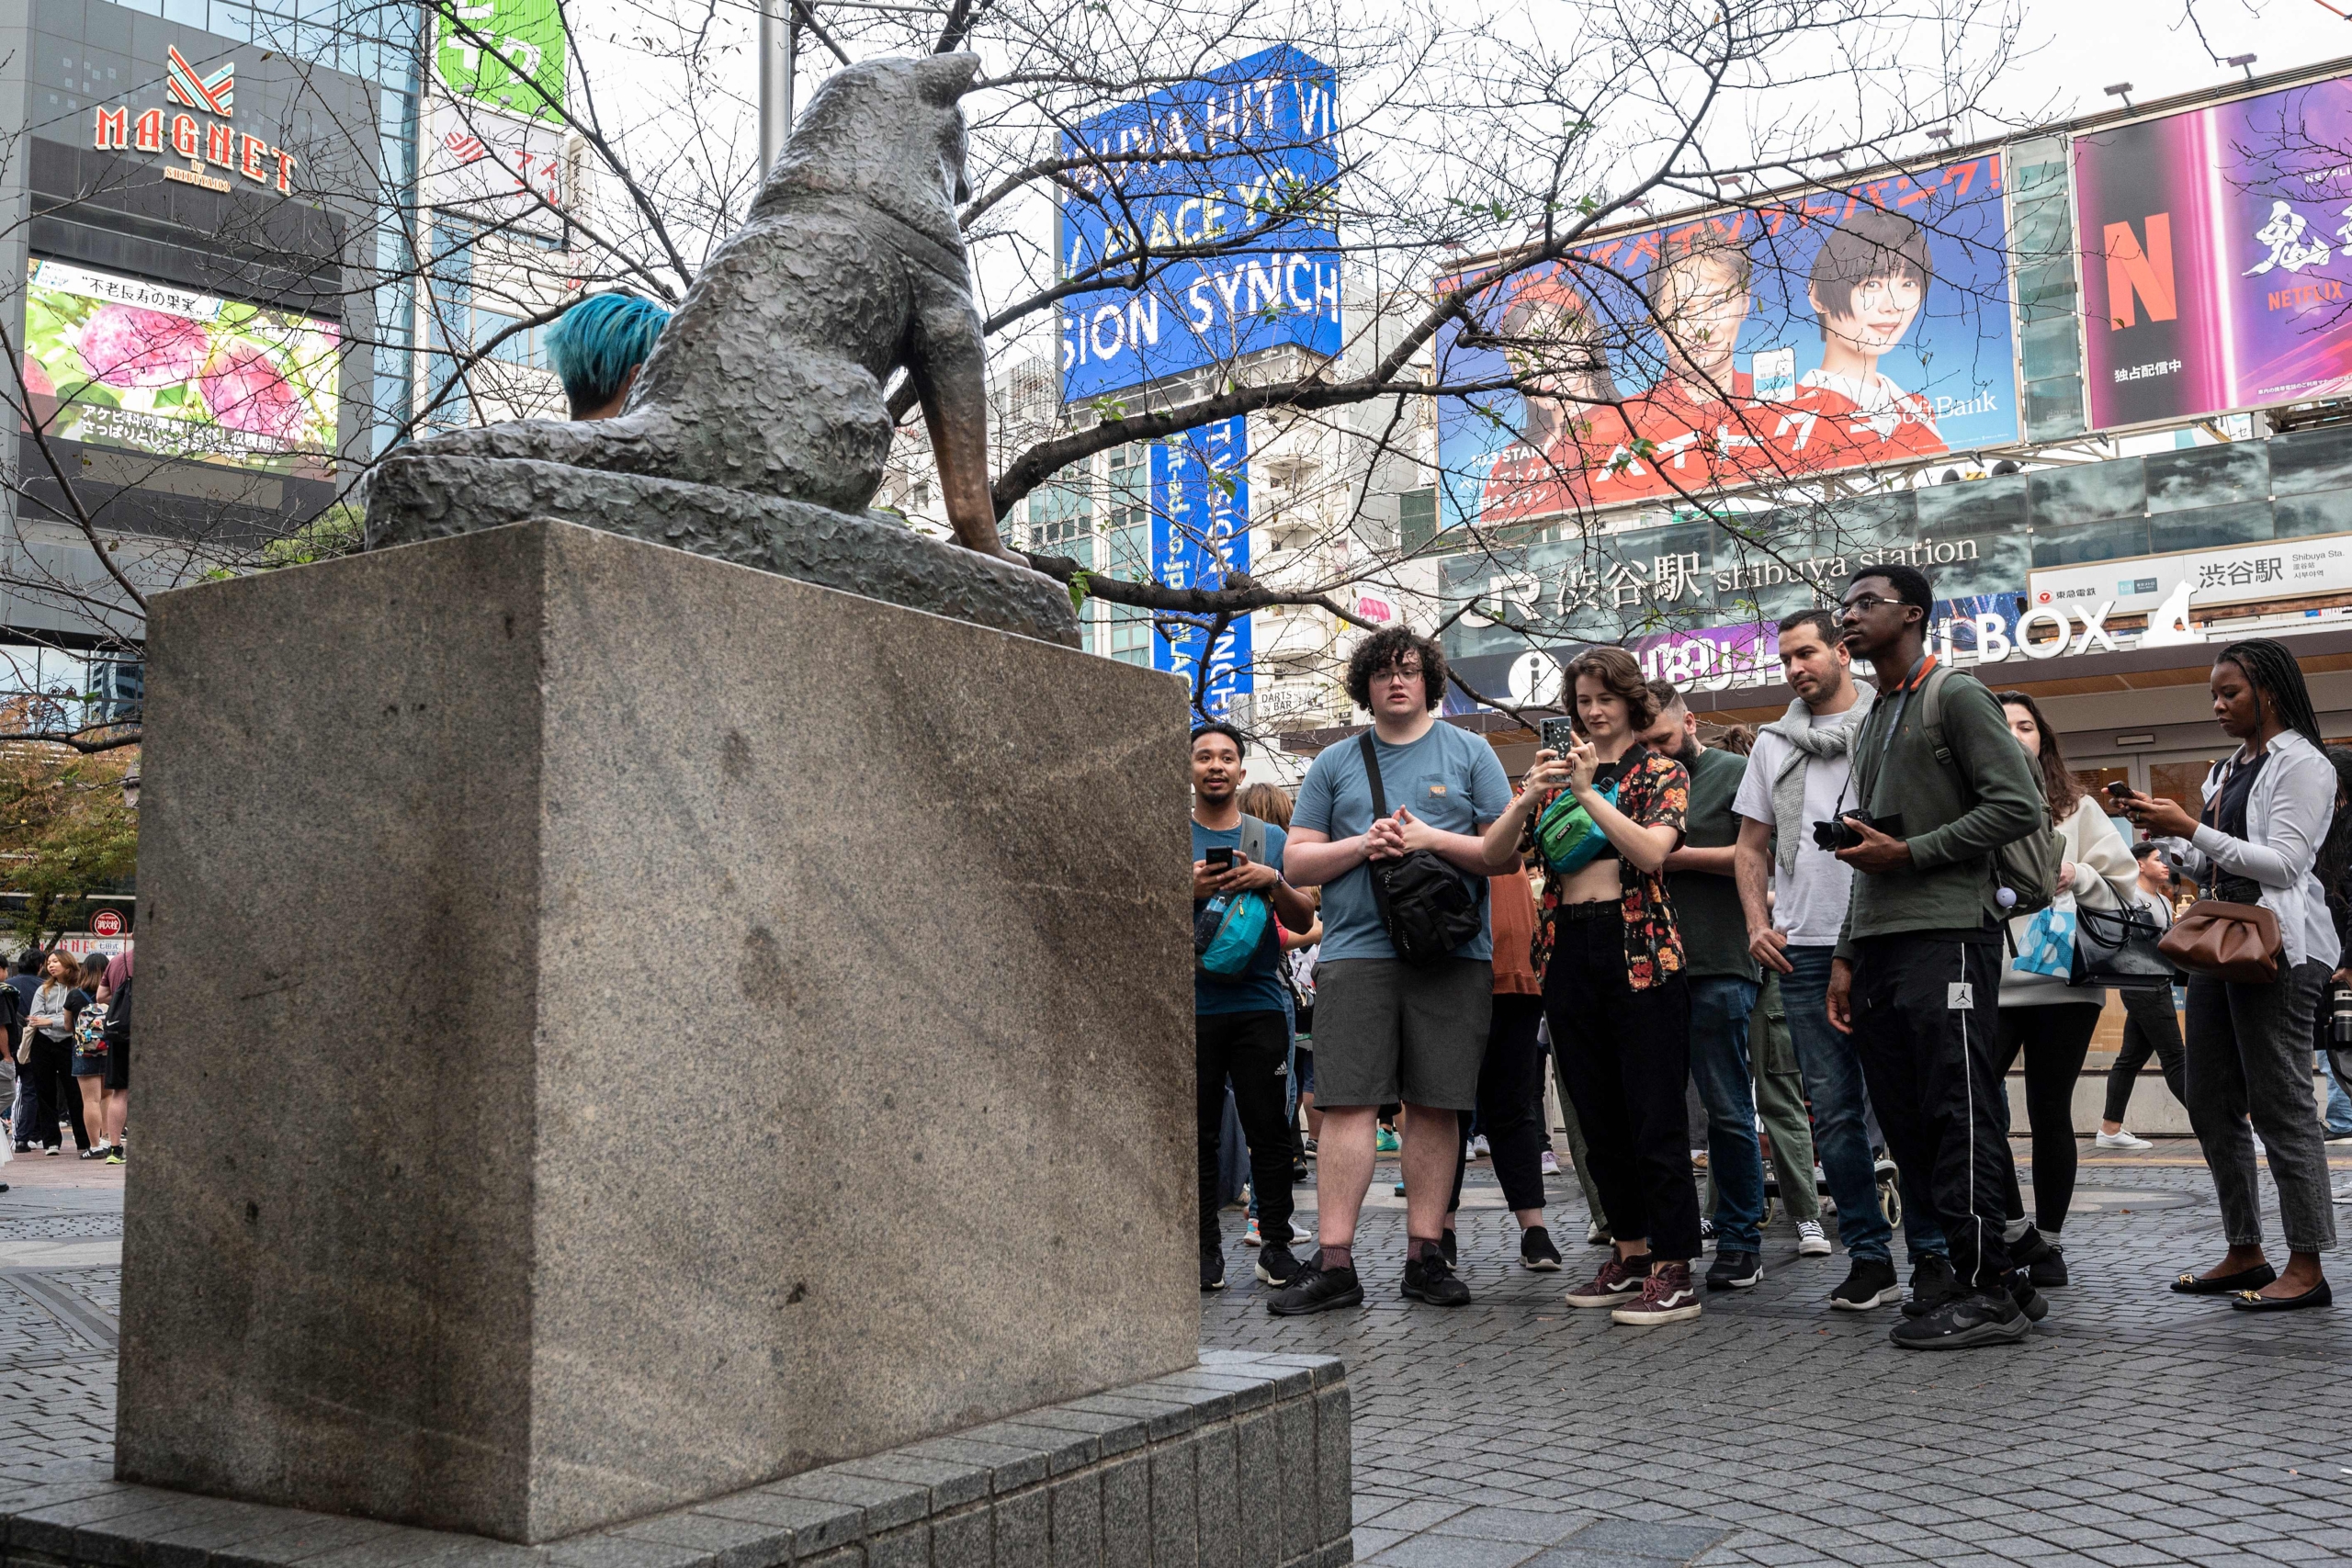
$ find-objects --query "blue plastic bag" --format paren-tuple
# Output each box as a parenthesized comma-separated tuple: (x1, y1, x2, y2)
(2012, 897, 2076, 979)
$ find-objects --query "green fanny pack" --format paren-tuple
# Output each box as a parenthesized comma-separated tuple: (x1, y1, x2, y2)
(1534, 781, 1619, 875)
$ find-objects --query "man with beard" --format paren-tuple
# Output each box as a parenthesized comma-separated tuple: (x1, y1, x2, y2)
(1190, 723, 1318, 1292)
(1639, 680, 1766, 1292)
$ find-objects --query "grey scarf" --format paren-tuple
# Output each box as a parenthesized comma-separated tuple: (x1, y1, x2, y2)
(1757, 689, 1876, 876)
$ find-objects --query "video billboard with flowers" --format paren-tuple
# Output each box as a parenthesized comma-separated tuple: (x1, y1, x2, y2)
(20, 258, 341, 480)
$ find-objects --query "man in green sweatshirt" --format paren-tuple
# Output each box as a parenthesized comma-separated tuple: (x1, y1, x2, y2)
(1824, 562, 2048, 1350)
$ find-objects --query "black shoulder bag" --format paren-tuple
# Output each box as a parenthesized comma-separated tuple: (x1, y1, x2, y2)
(1358, 732, 1486, 966)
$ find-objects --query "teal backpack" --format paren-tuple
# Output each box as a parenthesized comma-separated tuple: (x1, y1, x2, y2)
(1195, 817, 1273, 978)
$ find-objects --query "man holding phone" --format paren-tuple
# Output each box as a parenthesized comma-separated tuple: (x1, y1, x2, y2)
(1191, 723, 1318, 1292)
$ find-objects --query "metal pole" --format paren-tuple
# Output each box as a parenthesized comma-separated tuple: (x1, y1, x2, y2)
(758, 0, 797, 171)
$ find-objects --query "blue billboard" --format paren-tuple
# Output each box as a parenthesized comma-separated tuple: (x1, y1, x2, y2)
(1150, 415, 1252, 718)
(1059, 47, 1340, 403)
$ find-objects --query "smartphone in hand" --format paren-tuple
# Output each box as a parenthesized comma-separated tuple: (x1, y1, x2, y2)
(1539, 716, 1577, 757)
(1205, 847, 1236, 870)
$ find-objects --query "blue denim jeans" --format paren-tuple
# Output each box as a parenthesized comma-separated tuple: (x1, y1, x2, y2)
(1781, 945, 1947, 1264)
(1688, 976, 1765, 1252)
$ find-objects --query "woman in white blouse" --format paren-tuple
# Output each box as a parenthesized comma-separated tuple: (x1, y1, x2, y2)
(1995, 694, 2138, 1291)
(2119, 639, 2337, 1312)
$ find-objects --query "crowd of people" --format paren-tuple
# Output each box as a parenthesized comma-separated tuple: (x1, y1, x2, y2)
(1191, 561, 2348, 1351)
(0, 945, 132, 1172)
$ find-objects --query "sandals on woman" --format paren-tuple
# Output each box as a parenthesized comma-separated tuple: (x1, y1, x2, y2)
(2171, 1264, 2277, 1294)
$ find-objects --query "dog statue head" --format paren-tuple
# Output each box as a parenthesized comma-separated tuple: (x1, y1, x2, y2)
(752, 52, 979, 254)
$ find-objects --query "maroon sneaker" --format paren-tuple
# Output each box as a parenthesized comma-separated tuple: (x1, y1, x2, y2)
(1564, 1252, 1651, 1308)
(1611, 1260, 1703, 1326)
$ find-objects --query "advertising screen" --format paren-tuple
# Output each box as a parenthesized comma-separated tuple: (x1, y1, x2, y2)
(1433, 152, 2018, 527)
(21, 259, 341, 480)
(1148, 414, 1252, 718)
(435, 0, 569, 122)
(1058, 46, 1340, 403)
(2075, 73, 2352, 430)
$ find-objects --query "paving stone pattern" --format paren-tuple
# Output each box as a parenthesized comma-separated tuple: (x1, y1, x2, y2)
(1210, 1150, 2352, 1566)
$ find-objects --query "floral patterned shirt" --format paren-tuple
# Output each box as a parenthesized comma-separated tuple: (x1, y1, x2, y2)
(1532, 748, 1690, 991)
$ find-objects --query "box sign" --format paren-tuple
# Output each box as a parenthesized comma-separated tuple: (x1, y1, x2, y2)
(1434, 152, 2018, 525)
(2075, 73, 2352, 430)
(1149, 414, 1253, 719)
(92, 45, 297, 196)
(21, 258, 342, 479)
(1057, 47, 1340, 402)
(424, 100, 567, 229)
(435, 0, 569, 123)
(2030, 532, 2352, 619)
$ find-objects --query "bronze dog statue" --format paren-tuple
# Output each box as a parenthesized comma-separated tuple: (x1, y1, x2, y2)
(403, 52, 1010, 562)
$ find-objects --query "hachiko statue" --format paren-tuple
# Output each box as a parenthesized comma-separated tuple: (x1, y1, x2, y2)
(365, 52, 1078, 643)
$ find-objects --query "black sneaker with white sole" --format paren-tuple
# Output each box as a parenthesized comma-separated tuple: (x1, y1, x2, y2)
(1255, 1244, 1306, 1288)
(1400, 1247, 1473, 1307)
(1266, 1263, 1364, 1316)
(1520, 1225, 1564, 1271)
(1830, 1258, 1902, 1311)
(2007, 1269, 2051, 1323)
(1706, 1249, 1761, 1291)
(1902, 1253, 1961, 1318)
(1200, 1247, 1227, 1292)
(1890, 1290, 2030, 1349)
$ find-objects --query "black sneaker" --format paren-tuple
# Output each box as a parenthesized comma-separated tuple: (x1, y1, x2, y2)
(1520, 1225, 1564, 1272)
(1401, 1247, 1473, 1307)
(2009, 1225, 2053, 1268)
(1440, 1228, 1457, 1267)
(1890, 1290, 2030, 1349)
(1830, 1258, 1902, 1312)
(1706, 1249, 1761, 1292)
(1290, 1161, 1310, 1184)
(2007, 1269, 2051, 1323)
(1200, 1247, 1227, 1292)
(2028, 1240, 2068, 1289)
(1902, 1254, 1961, 1318)
(1266, 1263, 1364, 1316)
(1255, 1244, 1306, 1288)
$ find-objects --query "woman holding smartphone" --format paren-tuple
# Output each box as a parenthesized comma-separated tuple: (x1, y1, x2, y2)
(2116, 639, 2337, 1311)
(1534, 647, 1699, 1327)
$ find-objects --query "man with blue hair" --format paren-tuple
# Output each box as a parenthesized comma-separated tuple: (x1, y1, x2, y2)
(546, 292, 671, 420)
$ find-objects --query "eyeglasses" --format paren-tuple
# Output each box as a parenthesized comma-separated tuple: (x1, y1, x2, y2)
(1840, 592, 1898, 615)
(1374, 664, 1424, 683)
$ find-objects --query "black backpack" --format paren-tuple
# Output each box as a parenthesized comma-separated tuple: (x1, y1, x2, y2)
(1357, 732, 1486, 966)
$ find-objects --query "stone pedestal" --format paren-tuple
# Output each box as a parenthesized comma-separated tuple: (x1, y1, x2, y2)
(119, 520, 1201, 1543)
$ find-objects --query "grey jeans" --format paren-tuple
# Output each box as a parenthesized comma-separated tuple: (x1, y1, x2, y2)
(2185, 960, 2338, 1254)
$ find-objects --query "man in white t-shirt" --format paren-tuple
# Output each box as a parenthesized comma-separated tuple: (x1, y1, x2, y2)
(1731, 608, 1951, 1314)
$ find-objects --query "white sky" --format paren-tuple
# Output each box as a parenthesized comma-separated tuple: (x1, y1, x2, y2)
(1987, 0, 2350, 125)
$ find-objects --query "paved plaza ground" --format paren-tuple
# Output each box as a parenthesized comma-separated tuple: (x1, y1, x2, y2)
(3, 1144, 2349, 1564)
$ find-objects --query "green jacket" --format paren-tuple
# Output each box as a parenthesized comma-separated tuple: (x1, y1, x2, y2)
(1836, 660, 2046, 956)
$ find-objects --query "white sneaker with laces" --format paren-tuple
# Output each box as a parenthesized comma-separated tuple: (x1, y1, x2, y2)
(1471, 1134, 1492, 1157)
(2095, 1128, 2153, 1150)
(1795, 1219, 1832, 1256)
(1540, 1150, 1562, 1176)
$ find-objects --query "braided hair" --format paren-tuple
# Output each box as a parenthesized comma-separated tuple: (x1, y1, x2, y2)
(2215, 637, 2325, 752)
(2319, 747, 2352, 944)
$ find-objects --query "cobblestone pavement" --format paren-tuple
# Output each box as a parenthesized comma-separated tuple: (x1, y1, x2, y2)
(1208, 1142, 2352, 1566)
(2, 1146, 2348, 1564)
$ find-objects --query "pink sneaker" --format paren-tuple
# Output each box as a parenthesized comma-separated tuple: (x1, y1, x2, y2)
(1611, 1260, 1702, 1325)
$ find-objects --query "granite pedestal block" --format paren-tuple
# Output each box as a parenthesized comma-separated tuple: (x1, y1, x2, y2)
(11, 1353, 1351, 1568)
(363, 454, 1081, 649)
(120, 520, 1198, 1543)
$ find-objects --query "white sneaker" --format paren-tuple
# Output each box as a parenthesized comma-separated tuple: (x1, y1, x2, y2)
(1471, 1134, 1492, 1157)
(2095, 1128, 2153, 1150)
(1697, 1216, 1716, 1251)
(1540, 1150, 1562, 1176)
(1586, 1220, 1611, 1246)
(1244, 1216, 1263, 1247)
(1795, 1219, 1832, 1256)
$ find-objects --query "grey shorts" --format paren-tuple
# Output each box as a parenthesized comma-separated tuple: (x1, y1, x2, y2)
(1312, 958, 1493, 1111)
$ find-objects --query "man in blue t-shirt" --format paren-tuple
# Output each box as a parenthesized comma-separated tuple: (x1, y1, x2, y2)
(1266, 626, 1556, 1316)
(1190, 722, 1318, 1293)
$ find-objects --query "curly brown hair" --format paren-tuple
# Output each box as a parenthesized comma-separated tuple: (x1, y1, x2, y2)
(1566, 645, 1658, 735)
(1345, 625, 1449, 713)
